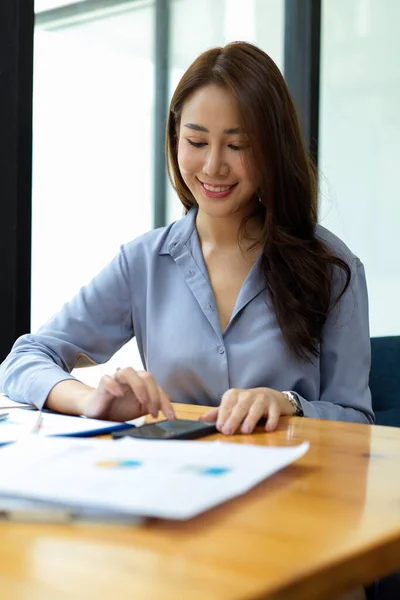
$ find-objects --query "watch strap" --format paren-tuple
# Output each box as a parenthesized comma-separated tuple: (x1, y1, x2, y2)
(282, 391, 304, 417)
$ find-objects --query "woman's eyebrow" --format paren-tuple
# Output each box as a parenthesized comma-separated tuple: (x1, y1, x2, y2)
(183, 123, 243, 134)
(184, 123, 208, 132)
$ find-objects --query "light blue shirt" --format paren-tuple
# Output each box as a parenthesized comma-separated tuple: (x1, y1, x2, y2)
(0, 209, 374, 423)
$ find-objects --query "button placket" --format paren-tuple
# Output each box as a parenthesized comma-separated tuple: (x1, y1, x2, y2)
(171, 242, 224, 340)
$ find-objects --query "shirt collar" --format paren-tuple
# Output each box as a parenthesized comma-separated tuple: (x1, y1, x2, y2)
(159, 207, 198, 257)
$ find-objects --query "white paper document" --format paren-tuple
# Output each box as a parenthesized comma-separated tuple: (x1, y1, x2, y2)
(0, 408, 130, 445)
(0, 436, 309, 519)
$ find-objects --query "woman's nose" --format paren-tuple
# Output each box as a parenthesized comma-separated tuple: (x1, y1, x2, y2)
(203, 148, 228, 178)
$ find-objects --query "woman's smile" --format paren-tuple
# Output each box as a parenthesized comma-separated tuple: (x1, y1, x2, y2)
(198, 178, 238, 198)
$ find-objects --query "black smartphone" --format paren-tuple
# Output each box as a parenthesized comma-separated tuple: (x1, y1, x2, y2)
(112, 419, 217, 441)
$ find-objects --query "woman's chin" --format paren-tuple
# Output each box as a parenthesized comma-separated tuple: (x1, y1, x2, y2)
(197, 202, 236, 218)
(196, 198, 249, 220)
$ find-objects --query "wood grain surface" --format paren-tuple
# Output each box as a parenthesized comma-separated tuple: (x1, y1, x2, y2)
(1, 404, 400, 600)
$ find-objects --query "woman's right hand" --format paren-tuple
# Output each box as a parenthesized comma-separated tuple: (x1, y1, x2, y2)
(83, 367, 176, 422)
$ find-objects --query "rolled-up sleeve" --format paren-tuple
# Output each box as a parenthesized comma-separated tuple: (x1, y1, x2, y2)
(296, 258, 374, 424)
(0, 245, 134, 409)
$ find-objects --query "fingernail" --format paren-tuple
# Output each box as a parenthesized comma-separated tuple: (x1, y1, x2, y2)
(223, 425, 232, 435)
(242, 424, 250, 434)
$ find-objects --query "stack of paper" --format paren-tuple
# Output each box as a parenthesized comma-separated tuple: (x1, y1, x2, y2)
(0, 408, 132, 445)
(0, 436, 309, 520)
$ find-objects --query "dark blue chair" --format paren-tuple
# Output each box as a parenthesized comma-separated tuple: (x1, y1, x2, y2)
(365, 336, 400, 600)
(366, 573, 400, 600)
(369, 336, 400, 427)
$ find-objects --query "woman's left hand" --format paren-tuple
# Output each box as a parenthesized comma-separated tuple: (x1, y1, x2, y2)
(199, 388, 295, 435)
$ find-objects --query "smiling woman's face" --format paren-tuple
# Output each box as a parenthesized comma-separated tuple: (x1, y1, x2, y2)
(177, 84, 259, 219)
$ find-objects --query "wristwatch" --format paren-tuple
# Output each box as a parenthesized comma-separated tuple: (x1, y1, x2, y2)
(282, 391, 304, 417)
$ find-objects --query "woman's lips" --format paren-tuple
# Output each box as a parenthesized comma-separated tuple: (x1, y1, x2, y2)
(199, 180, 237, 199)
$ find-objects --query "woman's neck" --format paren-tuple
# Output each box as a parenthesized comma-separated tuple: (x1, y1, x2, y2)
(195, 208, 261, 251)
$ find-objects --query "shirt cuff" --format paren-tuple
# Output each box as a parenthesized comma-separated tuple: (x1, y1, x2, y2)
(25, 368, 78, 410)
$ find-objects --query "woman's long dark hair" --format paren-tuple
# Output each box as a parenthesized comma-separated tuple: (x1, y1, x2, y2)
(166, 41, 350, 361)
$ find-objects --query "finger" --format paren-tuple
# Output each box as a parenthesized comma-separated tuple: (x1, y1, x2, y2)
(241, 395, 267, 434)
(199, 407, 219, 422)
(158, 387, 176, 420)
(216, 390, 239, 431)
(137, 371, 162, 418)
(115, 368, 149, 407)
(221, 392, 253, 435)
(100, 375, 125, 398)
(265, 401, 281, 432)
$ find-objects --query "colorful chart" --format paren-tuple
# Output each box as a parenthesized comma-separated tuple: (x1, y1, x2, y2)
(182, 465, 231, 477)
(96, 459, 142, 469)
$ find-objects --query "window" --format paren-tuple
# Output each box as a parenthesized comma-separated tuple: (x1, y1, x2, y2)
(319, 0, 400, 335)
(32, 0, 154, 383)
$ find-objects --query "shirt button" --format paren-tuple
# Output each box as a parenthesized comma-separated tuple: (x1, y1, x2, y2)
(218, 346, 225, 355)
(187, 269, 194, 277)
(208, 303, 213, 310)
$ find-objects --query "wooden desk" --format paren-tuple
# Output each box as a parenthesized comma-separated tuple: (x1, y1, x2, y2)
(1, 405, 400, 600)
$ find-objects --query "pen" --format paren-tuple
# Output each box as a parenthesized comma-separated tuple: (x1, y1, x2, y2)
(30, 410, 43, 434)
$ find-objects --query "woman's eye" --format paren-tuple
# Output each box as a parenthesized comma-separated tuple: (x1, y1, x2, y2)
(186, 139, 247, 151)
(187, 139, 207, 148)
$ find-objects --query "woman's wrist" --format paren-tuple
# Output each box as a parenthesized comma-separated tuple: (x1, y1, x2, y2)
(46, 380, 94, 416)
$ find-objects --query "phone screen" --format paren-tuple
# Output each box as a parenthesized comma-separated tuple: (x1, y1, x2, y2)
(112, 419, 217, 440)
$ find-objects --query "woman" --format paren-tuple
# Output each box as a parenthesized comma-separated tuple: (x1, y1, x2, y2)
(0, 41, 374, 434)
